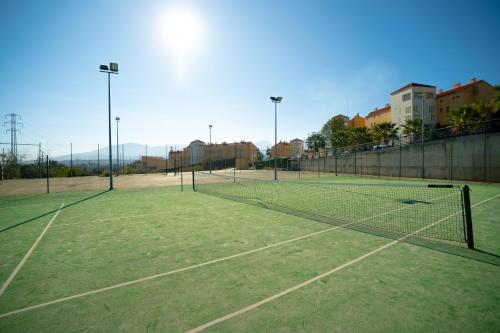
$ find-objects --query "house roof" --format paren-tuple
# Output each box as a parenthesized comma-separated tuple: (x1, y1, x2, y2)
(190, 140, 205, 145)
(436, 79, 490, 98)
(290, 138, 304, 143)
(390, 83, 436, 95)
(365, 105, 391, 119)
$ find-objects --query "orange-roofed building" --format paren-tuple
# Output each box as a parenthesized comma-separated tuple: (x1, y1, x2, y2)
(436, 78, 496, 126)
(365, 104, 391, 129)
(349, 113, 366, 128)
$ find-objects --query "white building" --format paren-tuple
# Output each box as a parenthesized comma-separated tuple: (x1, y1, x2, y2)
(188, 140, 205, 165)
(390, 83, 437, 132)
(290, 138, 304, 159)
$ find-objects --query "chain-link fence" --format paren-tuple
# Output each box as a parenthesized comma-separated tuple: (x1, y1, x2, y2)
(299, 119, 500, 182)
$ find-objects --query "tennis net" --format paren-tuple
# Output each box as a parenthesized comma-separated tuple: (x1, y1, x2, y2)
(193, 171, 473, 247)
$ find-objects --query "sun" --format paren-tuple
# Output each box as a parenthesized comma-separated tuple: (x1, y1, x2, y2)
(157, 6, 206, 78)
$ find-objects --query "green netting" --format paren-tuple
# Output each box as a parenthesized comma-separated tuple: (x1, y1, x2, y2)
(194, 172, 467, 245)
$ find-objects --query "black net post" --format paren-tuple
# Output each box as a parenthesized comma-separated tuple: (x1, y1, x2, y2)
(192, 169, 195, 191)
(462, 185, 474, 249)
(46, 155, 50, 194)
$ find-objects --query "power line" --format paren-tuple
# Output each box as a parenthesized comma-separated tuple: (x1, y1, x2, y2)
(4, 113, 22, 159)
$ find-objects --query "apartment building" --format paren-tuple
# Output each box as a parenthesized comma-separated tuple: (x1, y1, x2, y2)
(290, 138, 304, 159)
(391, 83, 436, 131)
(270, 141, 291, 159)
(436, 78, 495, 126)
(187, 140, 205, 164)
(203, 141, 259, 169)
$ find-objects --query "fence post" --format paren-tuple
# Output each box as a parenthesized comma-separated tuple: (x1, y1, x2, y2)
(463, 185, 474, 249)
(334, 148, 338, 176)
(378, 150, 381, 178)
(399, 135, 402, 178)
(354, 145, 357, 175)
(46, 155, 50, 194)
(450, 140, 453, 182)
(483, 125, 487, 183)
(317, 152, 320, 178)
(180, 154, 183, 192)
(422, 137, 425, 180)
(360, 147, 363, 177)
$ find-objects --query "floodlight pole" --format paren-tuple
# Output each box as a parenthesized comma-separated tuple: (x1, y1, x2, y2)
(107, 72, 113, 188)
(100, 63, 118, 190)
(270, 97, 282, 180)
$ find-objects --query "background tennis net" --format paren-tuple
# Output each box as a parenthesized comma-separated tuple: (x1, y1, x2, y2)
(193, 172, 472, 246)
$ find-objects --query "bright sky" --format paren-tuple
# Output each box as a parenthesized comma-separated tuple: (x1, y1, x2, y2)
(1, 0, 499, 156)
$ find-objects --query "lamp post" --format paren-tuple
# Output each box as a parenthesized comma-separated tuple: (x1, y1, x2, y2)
(209, 124, 212, 173)
(270, 96, 283, 180)
(99, 62, 119, 190)
(115, 116, 120, 175)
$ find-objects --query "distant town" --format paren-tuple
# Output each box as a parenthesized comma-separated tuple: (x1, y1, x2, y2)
(139, 77, 498, 172)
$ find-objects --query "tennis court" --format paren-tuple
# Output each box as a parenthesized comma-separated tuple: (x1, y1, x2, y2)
(0, 172, 499, 332)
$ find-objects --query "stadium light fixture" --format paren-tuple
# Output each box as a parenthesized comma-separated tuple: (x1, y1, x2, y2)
(270, 96, 283, 180)
(100, 62, 119, 190)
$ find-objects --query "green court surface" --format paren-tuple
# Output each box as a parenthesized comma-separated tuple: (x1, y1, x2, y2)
(0, 175, 499, 332)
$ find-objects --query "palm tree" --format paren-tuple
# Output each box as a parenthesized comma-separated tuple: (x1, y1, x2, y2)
(401, 118, 422, 143)
(330, 128, 351, 148)
(372, 122, 398, 145)
(349, 126, 371, 145)
(473, 100, 495, 120)
(447, 105, 480, 134)
(306, 133, 326, 152)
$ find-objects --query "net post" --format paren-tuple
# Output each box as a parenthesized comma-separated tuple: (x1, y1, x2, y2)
(463, 185, 474, 249)
(192, 169, 195, 191)
(46, 155, 50, 194)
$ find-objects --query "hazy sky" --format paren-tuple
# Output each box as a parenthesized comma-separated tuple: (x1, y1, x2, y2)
(1, 0, 499, 156)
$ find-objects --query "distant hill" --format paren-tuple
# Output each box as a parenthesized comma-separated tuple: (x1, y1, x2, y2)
(54, 143, 185, 163)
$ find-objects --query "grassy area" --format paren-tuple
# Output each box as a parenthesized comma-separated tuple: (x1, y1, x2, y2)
(0, 175, 499, 332)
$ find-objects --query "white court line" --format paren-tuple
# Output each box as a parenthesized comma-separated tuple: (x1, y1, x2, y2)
(185, 193, 500, 333)
(0, 203, 65, 297)
(0, 225, 340, 319)
(0, 193, 453, 319)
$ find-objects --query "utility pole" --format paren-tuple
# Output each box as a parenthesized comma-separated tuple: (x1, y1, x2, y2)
(1, 148, 4, 181)
(4, 113, 22, 160)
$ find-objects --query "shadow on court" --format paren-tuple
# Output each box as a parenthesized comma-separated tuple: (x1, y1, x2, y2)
(0, 190, 110, 234)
